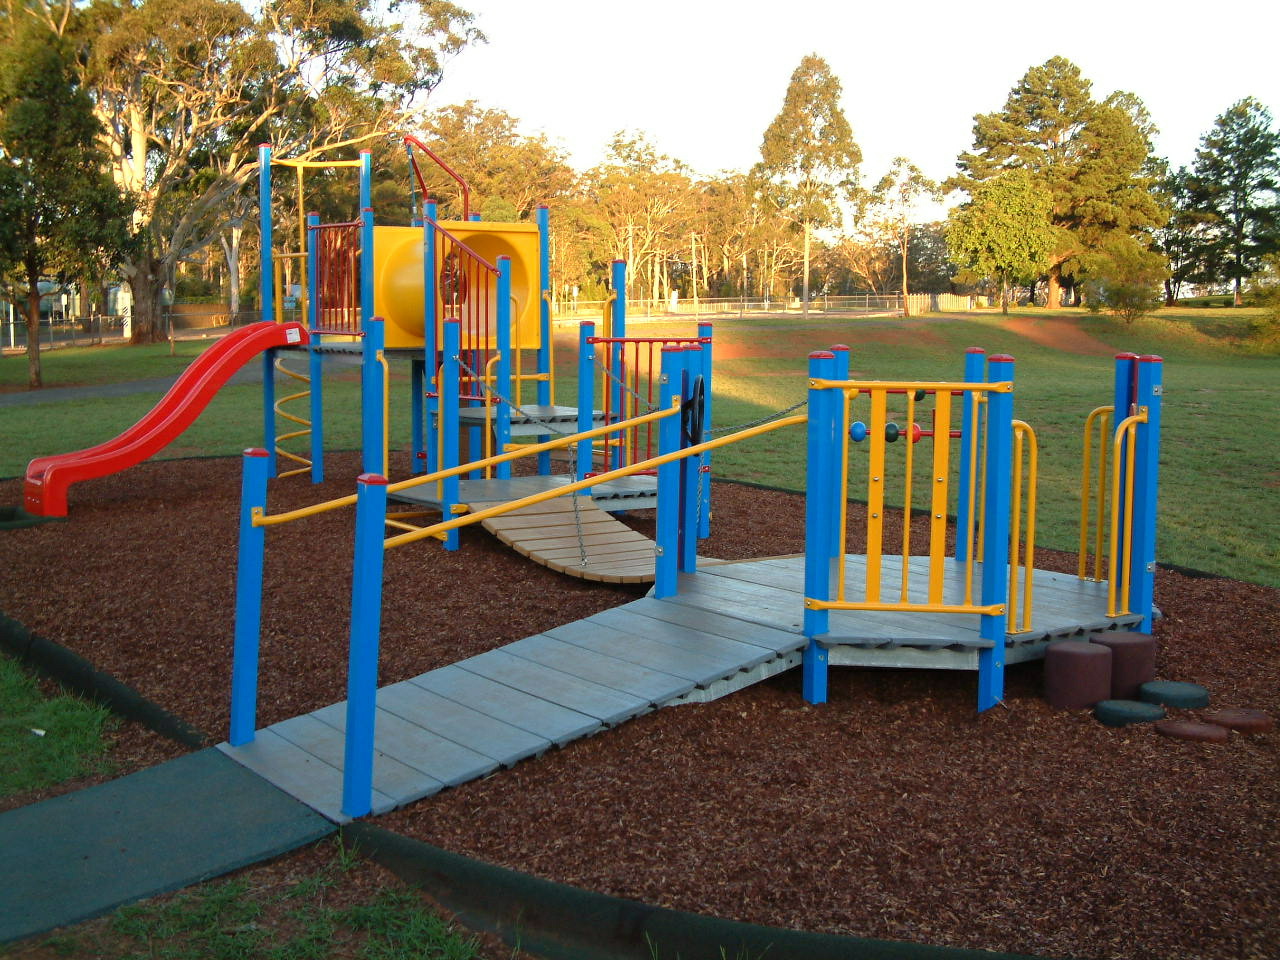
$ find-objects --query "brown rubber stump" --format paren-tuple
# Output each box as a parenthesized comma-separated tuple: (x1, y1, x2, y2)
(1201, 707, 1274, 734)
(1155, 719, 1231, 744)
(1094, 699, 1166, 727)
(1044, 640, 1112, 710)
(1089, 631, 1156, 699)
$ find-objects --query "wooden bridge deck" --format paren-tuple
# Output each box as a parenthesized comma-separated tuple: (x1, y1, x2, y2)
(218, 555, 1139, 823)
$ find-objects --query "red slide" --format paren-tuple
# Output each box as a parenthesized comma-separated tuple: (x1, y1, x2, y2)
(24, 321, 309, 517)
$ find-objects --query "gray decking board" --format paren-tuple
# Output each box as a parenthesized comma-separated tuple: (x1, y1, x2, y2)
(376, 681, 550, 766)
(456, 649, 651, 725)
(546, 618, 743, 687)
(409, 665, 603, 746)
(503, 635, 697, 704)
(216, 729, 395, 823)
(586, 606, 776, 670)
(623, 596, 806, 656)
(309, 702, 499, 788)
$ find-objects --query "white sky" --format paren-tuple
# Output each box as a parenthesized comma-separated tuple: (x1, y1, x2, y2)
(427, 0, 1279, 217)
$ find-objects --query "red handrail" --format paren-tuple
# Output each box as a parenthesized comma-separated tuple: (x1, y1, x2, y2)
(404, 134, 472, 220)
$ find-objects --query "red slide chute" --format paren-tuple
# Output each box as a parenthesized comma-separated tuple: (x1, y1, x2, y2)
(24, 321, 309, 518)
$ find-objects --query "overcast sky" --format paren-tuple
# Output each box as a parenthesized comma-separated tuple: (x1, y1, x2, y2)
(427, 0, 1279, 206)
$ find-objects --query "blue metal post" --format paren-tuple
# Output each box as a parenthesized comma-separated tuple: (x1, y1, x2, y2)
(495, 257, 513, 480)
(359, 150, 372, 210)
(1112, 352, 1138, 572)
(342, 472, 388, 820)
(362, 315, 385, 476)
(258, 144, 273, 325)
(423, 201, 439, 476)
(441, 321, 461, 551)
(654, 346, 682, 597)
(536, 206, 553, 476)
(1131, 356, 1163, 631)
(306, 212, 324, 484)
(802, 351, 837, 704)
(608, 260, 627, 472)
(262, 349, 277, 479)
(955, 347, 986, 562)
(697, 321, 713, 540)
(829, 344, 851, 560)
(679, 346, 700, 573)
(576, 322, 595, 482)
(230, 449, 270, 746)
(976, 355, 1014, 712)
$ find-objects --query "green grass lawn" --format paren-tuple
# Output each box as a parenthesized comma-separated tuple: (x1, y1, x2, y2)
(2, 306, 1276, 586)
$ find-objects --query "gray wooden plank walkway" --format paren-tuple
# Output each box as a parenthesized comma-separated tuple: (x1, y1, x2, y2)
(219, 554, 1141, 823)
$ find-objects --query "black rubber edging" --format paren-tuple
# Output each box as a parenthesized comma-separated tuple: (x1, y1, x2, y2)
(0, 610, 208, 748)
(0, 505, 61, 530)
(346, 823, 1052, 960)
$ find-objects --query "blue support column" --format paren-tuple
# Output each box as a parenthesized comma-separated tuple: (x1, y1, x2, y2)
(306, 213, 324, 484)
(342, 472, 388, 820)
(576, 322, 595, 482)
(495, 257, 513, 480)
(361, 314, 385, 476)
(536, 206, 552, 476)
(258, 144, 273, 325)
(1131, 356, 1163, 631)
(654, 346, 682, 597)
(955, 346, 985, 563)
(423, 202, 439, 476)
(262, 349, 277, 479)
(608, 260, 627, 472)
(678, 346, 699, 573)
(802, 351, 837, 704)
(441, 321, 461, 551)
(697, 321, 713, 540)
(977, 355, 1014, 712)
(1112, 352, 1138, 571)
(829, 344, 851, 560)
(359, 150, 372, 209)
(230, 449, 270, 746)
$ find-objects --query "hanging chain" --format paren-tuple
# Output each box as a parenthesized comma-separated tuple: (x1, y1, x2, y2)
(708, 398, 808, 437)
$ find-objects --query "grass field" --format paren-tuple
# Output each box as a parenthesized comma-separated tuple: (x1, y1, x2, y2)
(2, 306, 1276, 586)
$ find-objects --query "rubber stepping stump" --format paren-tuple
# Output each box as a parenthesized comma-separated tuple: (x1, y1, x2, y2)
(1044, 640, 1112, 709)
(1155, 719, 1230, 744)
(1094, 699, 1165, 727)
(1089, 632, 1156, 699)
(1201, 707, 1273, 734)
(1139, 680, 1210, 709)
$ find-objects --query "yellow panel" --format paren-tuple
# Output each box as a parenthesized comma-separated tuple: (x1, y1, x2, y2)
(372, 222, 541, 351)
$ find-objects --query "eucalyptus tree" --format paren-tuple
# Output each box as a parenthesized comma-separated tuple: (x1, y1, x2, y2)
(865, 157, 940, 313)
(757, 54, 861, 313)
(78, 0, 482, 341)
(951, 57, 1164, 308)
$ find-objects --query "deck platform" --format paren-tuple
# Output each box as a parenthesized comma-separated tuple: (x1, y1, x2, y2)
(219, 555, 1139, 823)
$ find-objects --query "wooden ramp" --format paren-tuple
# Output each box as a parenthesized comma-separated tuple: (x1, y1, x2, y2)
(473, 494, 658, 584)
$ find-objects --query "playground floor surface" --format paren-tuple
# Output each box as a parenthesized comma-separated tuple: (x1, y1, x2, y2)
(1, 454, 1277, 959)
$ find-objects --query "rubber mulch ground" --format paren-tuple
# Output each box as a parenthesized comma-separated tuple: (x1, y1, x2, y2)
(1, 454, 1277, 960)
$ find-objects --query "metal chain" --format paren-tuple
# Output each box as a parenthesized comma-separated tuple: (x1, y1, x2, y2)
(708, 398, 808, 437)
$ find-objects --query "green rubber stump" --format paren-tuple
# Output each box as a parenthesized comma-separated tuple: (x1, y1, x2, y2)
(1139, 680, 1210, 709)
(1094, 699, 1166, 727)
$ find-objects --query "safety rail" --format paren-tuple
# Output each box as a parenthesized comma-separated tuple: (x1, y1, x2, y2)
(1008, 420, 1038, 634)
(1106, 409, 1148, 617)
(404, 134, 472, 221)
(309, 220, 363, 336)
(1078, 405, 1113, 582)
(423, 220, 499, 403)
(271, 356, 312, 479)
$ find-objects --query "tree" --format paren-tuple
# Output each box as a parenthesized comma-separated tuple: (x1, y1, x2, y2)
(0, 19, 133, 388)
(946, 169, 1054, 314)
(757, 54, 861, 314)
(951, 57, 1165, 308)
(864, 157, 939, 314)
(77, 0, 482, 342)
(1153, 164, 1214, 306)
(1189, 97, 1280, 305)
(1082, 236, 1168, 323)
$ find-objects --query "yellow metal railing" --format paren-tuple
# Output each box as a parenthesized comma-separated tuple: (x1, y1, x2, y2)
(806, 379, 1015, 619)
(272, 356, 312, 479)
(1008, 420, 1038, 633)
(1077, 404, 1147, 616)
(1107, 410, 1148, 616)
(1078, 406, 1113, 581)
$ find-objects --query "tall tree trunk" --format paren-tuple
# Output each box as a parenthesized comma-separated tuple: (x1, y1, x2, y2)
(1164, 278, 1176, 308)
(801, 220, 810, 317)
(900, 227, 911, 317)
(1047, 263, 1063, 309)
(24, 261, 43, 389)
(128, 250, 166, 343)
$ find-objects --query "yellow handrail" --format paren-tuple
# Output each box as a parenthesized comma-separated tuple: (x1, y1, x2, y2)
(1078, 406, 1113, 580)
(1107, 410, 1147, 616)
(254, 404, 681, 528)
(1008, 421, 1038, 633)
(384, 411, 808, 551)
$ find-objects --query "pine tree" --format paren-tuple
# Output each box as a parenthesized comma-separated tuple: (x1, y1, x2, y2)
(1190, 98, 1280, 305)
(757, 54, 861, 314)
(951, 57, 1164, 308)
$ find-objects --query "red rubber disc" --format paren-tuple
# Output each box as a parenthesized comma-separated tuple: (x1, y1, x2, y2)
(1200, 707, 1273, 734)
(1155, 719, 1230, 744)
